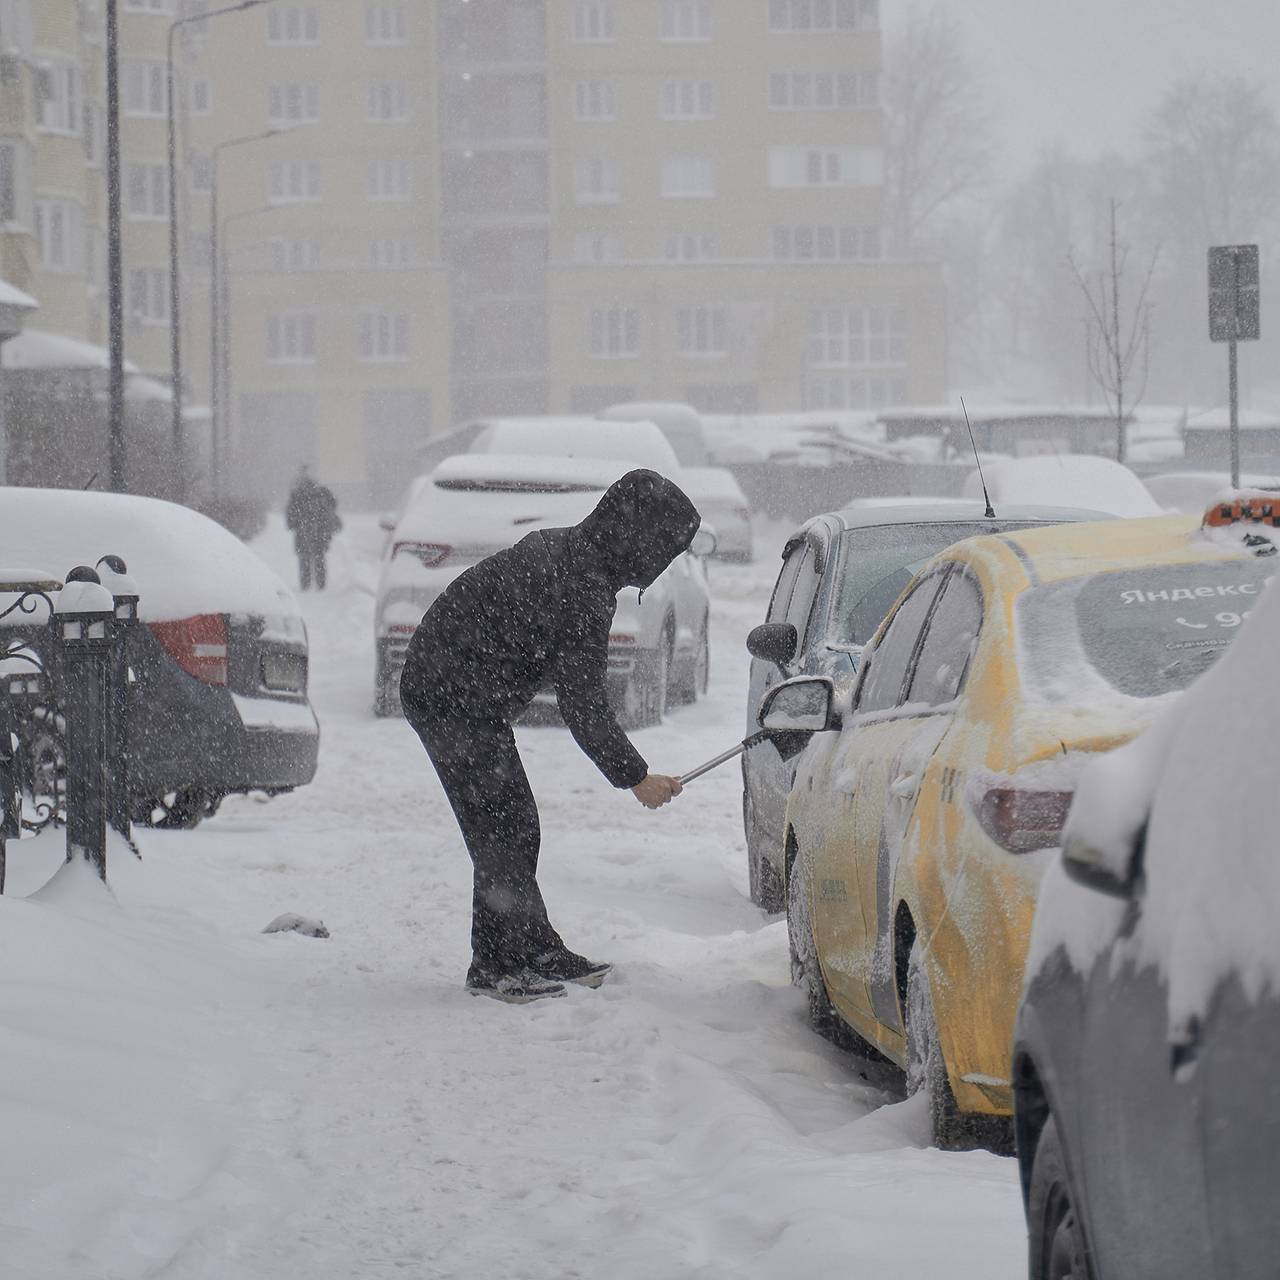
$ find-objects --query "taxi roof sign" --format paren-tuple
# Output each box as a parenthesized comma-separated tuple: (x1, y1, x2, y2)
(1203, 490, 1280, 529)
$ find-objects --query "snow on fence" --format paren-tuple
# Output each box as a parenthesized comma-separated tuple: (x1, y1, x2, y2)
(0, 560, 138, 890)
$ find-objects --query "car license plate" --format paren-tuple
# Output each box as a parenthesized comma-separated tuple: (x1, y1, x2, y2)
(261, 651, 306, 693)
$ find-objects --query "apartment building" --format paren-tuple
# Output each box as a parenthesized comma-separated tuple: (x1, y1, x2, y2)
(439, 0, 946, 418)
(183, 0, 450, 503)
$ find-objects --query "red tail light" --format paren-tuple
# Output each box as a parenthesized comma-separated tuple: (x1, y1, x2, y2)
(977, 787, 1074, 854)
(393, 541, 450, 568)
(149, 614, 229, 685)
(609, 633, 637, 645)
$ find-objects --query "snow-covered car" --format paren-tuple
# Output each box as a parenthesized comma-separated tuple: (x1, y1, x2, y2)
(742, 500, 1105, 910)
(1014, 513, 1280, 1279)
(2, 488, 317, 827)
(764, 512, 1267, 1150)
(597, 401, 710, 467)
(373, 454, 712, 725)
(1143, 469, 1280, 513)
(963, 454, 1162, 517)
(469, 416, 749, 563)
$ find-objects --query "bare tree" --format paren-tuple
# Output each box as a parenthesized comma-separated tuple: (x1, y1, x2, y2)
(1069, 201, 1157, 464)
(882, 5, 990, 257)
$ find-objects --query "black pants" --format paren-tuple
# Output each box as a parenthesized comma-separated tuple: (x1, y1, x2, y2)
(405, 704, 563, 974)
(298, 546, 327, 591)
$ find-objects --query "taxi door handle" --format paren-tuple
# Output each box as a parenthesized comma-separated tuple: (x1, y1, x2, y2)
(890, 772, 920, 800)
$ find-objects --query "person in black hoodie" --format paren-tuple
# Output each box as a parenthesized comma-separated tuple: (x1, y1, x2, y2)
(400, 468, 702, 1004)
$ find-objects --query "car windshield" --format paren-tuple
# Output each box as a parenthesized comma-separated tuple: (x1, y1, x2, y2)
(1018, 559, 1277, 702)
(828, 521, 1041, 646)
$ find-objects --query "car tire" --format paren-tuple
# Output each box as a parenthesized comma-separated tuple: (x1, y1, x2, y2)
(905, 941, 976, 1151)
(137, 787, 223, 830)
(1028, 1115, 1093, 1280)
(672, 615, 710, 706)
(620, 635, 671, 729)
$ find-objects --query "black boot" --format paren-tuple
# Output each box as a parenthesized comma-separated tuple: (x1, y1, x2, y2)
(466, 963, 566, 1004)
(528, 946, 612, 989)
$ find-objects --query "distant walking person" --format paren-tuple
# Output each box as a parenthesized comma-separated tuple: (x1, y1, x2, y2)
(400, 469, 701, 1004)
(285, 466, 342, 591)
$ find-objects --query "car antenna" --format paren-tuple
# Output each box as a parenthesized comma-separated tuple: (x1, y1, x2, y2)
(961, 397, 995, 518)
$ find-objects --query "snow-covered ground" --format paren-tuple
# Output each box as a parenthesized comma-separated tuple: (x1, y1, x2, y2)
(0, 516, 1024, 1279)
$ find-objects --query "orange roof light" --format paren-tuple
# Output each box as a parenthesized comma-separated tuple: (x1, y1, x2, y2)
(1203, 490, 1280, 529)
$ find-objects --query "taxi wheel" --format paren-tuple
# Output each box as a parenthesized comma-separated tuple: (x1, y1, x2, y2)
(1028, 1116, 1093, 1280)
(905, 942, 970, 1150)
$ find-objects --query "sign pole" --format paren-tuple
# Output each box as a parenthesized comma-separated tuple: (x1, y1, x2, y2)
(1229, 338, 1240, 489)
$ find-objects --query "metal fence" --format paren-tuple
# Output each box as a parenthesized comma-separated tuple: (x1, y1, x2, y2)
(0, 559, 139, 892)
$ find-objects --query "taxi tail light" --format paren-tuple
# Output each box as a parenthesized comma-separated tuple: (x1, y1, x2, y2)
(977, 787, 1074, 854)
(149, 614, 229, 685)
(393, 541, 450, 568)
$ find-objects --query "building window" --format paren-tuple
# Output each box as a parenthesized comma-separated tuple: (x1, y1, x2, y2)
(664, 233, 716, 262)
(123, 0, 175, 12)
(359, 312, 410, 362)
(125, 163, 168, 219)
(574, 156, 619, 204)
(589, 308, 639, 358)
(769, 69, 879, 109)
(0, 140, 32, 227)
(122, 58, 167, 117)
(267, 4, 319, 44)
(266, 312, 317, 363)
(367, 156, 411, 201)
(773, 224, 883, 260)
(805, 374, 906, 410)
(367, 80, 409, 122)
(661, 154, 715, 198)
(677, 306, 726, 357)
(571, 0, 615, 43)
(365, 3, 408, 44)
(268, 83, 320, 124)
(271, 238, 321, 271)
(573, 233, 622, 263)
(574, 80, 616, 121)
(807, 306, 905, 367)
(768, 145, 881, 188)
(35, 198, 82, 272)
(189, 151, 212, 193)
(34, 61, 81, 135)
(370, 238, 412, 268)
(190, 77, 212, 115)
(661, 79, 714, 120)
(127, 267, 169, 325)
(769, 0, 878, 32)
(268, 159, 322, 203)
(662, 0, 711, 40)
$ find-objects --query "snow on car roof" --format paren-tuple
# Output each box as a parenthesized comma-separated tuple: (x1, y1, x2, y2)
(832, 499, 1110, 533)
(962, 454, 1162, 518)
(2, 487, 296, 623)
(431, 452, 631, 490)
(678, 466, 746, 503)
(475, 418, 682, 478)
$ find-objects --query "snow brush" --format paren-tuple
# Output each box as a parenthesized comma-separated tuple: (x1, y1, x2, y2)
(678, 731, 769, 786)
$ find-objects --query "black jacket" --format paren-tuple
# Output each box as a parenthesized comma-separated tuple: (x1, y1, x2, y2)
(400, 469, 701, 788)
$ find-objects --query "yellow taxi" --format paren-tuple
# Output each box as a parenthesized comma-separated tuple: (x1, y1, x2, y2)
(758, 511, 1277, 1148)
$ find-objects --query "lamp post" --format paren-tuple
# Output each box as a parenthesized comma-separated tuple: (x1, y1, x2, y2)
(166, 0, 280, 496)
(106, 0, 125, 491)
(210, 129, 291, 496)
(96, 554, 140, 844)
(214, 204, 284, 494)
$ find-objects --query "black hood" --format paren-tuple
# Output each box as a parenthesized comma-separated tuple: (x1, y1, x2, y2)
(574, 469, 702, 590)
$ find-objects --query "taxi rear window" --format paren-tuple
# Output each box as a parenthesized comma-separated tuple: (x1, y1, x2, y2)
(1018, 561, 1276, 701)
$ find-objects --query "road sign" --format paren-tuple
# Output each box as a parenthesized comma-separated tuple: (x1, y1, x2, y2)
(1209, 244, 1260, 342)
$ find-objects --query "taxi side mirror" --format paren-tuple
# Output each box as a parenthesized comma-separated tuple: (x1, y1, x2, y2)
(1061, 823, 1145, 900)
(757, 675, 839, 735)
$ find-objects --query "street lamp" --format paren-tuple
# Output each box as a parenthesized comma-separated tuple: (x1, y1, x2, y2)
(210, 126, 297, 495)
(213, 204, 285, 495)
(166, 0, 280, 496)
